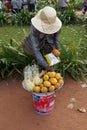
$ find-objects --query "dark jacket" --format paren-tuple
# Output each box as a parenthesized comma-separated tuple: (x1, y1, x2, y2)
(22, 25, 61, 68)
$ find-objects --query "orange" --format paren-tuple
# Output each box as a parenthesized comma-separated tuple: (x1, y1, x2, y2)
(43, 81, 51, 87)
(52, 49, 60, 57)
(49, 85, 55, 92)
(43, 74, 49, 81)
(41, 87, 48, 93)
(40, 83, 44, 87)
(58, 79, 63, 85)
(46, 72, 51, 77)
(46, 71, 56, 78)
(49, 78, 57, 85)
(55, 82, 60, 89)
(55, 73, 61, 80)
(60, 76, 63, 80)
(33, 86, 40, 93)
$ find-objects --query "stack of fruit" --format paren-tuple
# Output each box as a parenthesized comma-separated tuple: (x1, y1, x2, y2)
(23, 49, 63, 93)
(23, 65, 63, 93)
(33, 71, 63, 93)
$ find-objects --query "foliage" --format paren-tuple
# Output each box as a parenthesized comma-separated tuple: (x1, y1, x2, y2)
(0, 39, 34, 78)
(76, 16, 87, 32)
(0, 0, 85, 26)
(54, 41, 87, 81)
(0, 10, 36, 26)
(37, 0, 83, 10)
(36, 0, 52, 10)
(84, 17, 87, 32)
(69, 0, 82, 10)
(0, 12, 7, 26)
(5, 13, 17, 25)
(58, 7, 77, 25)
(17, 10, 36, 26)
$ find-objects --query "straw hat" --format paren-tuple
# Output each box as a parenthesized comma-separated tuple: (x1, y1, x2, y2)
(31, 6, 62, 34)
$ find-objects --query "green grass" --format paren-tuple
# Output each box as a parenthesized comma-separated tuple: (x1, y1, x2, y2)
(0, 24, 86, 46)
(60, 24, 87, 46)
(60, 24, 87, 58)
(0, 25, 30, 44)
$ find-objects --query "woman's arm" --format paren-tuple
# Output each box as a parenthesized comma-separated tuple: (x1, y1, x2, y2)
(54, 29, 61, 49)
(30, 26, 48, 67)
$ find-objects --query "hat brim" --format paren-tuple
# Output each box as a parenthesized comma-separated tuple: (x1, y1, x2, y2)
(31, 10, 62, 34)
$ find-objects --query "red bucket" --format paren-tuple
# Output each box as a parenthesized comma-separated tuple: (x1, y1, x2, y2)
(32, 91, 56, 115)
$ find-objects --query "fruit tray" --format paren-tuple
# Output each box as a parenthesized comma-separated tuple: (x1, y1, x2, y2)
(22, 81, 64, 95)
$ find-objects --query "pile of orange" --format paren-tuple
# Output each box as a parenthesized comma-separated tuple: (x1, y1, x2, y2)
(33, 71, 63, 93)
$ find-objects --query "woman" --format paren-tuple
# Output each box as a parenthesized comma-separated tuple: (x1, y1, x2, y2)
(82, 0, 87, 14)
(27, 0, 37, 12)
(58, 0, 70, 14)
(22, 6, 62, 71)
(0, 0, 2, 12)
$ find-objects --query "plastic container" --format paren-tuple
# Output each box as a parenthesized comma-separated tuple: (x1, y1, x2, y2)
(32, 91, 56, 115)
(22, 81, 64, 115)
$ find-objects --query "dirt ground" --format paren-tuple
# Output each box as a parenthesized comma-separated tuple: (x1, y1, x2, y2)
(0, 74, 87, 130)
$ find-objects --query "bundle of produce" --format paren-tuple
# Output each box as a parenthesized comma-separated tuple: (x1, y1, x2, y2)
(23, 64, 44, 92)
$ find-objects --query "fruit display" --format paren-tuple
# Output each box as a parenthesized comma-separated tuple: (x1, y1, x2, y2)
(23, 64, 63, 93)
(33, 71, 63, 93)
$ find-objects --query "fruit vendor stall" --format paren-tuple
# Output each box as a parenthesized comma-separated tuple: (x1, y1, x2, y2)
(22, 50, 64, 115)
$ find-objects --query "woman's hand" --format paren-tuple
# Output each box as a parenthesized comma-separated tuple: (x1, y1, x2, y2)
(45, 66, 53, 72)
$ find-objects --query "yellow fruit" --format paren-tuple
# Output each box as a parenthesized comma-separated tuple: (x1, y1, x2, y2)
(49, 85, 55, 92)
(46, 71, 56, 78)
(55, 73, 61, 80)
(49, 78, 57, 85)
(51, 72, 56, 77)
(43, 81, 51, 87)
(41, 87, 48, 93)
(40, 83, 44, 87)
(43, 74, 49, 81)
(59, 77, 63, 81)
(33, 86, 40, 93)
(55, 82, 60, 89)
(52, 49, 60, 57)
(46, 72, 51, 77)
(58, 79, 63, 85)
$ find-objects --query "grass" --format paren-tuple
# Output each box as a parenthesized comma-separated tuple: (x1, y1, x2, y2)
(0, 25, 30, 44)
(0, 24, 86, 46)
(60, 24, 87, 46)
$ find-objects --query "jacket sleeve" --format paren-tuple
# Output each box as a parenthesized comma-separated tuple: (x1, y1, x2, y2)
(30, 26, 48, 67)
(54, 29, 61, 49)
